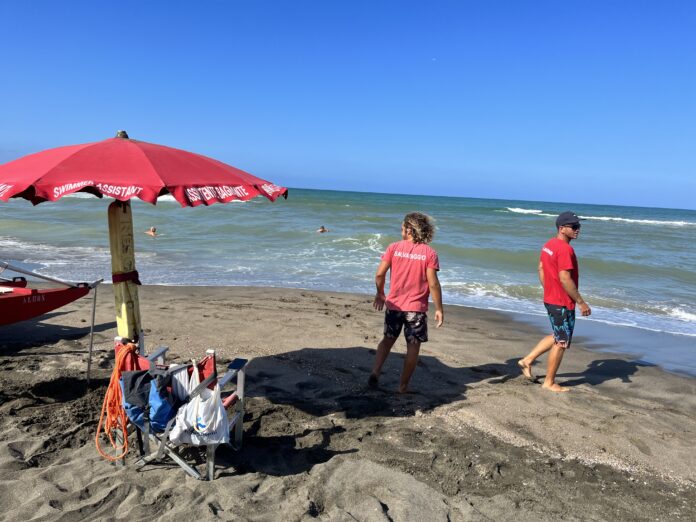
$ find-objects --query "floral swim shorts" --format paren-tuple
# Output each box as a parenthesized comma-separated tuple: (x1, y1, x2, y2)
(384, 310, 428, 343)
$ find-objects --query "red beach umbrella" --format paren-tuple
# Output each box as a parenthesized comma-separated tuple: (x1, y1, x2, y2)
(0, 131, 288, 345)
(0, 131, 287, 206)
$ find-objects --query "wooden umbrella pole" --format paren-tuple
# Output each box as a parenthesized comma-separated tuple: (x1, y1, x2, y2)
(107, 200, 143, 349)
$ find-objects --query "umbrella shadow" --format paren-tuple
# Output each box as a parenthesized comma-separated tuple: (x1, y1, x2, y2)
(217, 348, 531, 477)
(238, 346, 521, 420)
(217, 422, 357, 478)
(0, 375, 111, 410)
(557, 358, 655, 387)
(0, 311, 116, 353)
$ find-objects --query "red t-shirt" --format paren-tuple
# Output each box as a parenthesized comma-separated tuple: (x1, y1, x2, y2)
(382, 240, 440, 312)
(540, 237, 579, 309)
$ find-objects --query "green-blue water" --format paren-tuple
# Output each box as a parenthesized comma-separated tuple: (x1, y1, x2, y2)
(2, 188, 695, 373)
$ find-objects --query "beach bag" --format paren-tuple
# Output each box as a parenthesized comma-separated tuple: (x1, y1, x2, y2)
(121, 370, 176, 432)
(170, 364, 190, 402)
(170, 361, 230, 446)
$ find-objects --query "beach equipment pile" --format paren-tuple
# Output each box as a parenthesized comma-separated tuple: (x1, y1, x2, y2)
(96, 340, 248, 480)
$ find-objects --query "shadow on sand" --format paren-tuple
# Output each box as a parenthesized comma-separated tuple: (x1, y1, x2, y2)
(218, 349, 655, 476)
(0, 311, 116, 354)
(238, 346, 490, 420)
(218, 345, 500, 477)
(558, 358, 655, 387)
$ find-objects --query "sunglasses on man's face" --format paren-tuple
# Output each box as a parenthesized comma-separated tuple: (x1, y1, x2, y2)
(564, 223, 581, 231)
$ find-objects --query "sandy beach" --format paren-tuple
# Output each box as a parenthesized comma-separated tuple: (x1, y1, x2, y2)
(1, 285, 694, 521)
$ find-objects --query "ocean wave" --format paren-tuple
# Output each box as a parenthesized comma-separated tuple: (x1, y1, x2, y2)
(328, 233, 384, 255)
(505, 207, 543, 214)
(64, 192, 98, 199)
(502, 207, 695, 227)
(580, 215, 695, 227)
(666, 307, 696, 323)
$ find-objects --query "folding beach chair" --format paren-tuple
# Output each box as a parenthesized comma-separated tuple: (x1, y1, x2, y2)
(110, 337, 248, 481)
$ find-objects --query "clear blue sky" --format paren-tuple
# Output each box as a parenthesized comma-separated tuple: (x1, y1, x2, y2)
(1, 1, 694, 209)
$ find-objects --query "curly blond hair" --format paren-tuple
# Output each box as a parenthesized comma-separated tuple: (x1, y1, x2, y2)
(403, 212, 435, 244)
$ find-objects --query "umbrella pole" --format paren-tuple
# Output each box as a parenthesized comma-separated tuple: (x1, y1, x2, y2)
(86, 283, 98, 387)
(107, 201, 144, 351)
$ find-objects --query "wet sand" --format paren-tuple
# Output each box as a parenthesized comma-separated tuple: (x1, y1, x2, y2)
(1, 285, 695, 521)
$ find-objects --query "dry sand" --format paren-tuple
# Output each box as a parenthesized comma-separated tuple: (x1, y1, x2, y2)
(1, 285, 695, 521)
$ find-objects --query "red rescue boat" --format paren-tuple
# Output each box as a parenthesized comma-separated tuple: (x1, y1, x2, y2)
(0, 284, 91, 326)
(0, 261, 101, 326)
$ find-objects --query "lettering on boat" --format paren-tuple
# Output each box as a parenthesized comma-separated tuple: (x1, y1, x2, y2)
(22, 294, 47, 304)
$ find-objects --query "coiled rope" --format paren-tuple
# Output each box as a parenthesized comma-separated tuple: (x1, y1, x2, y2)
(95, 343, 138, 461)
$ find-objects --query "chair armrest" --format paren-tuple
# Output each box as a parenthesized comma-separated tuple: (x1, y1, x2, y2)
(218, 358, 248, 388)
(147, 346, 169, 364)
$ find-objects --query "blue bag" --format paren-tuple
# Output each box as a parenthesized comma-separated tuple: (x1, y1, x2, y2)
(121, 370, 176, 432)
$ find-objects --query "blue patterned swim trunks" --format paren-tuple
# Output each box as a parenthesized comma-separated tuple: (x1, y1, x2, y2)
(544, 303, 575, 348)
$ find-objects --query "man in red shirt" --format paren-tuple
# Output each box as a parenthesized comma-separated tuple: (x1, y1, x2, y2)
(369, 212, 444, 393)
(518, 211, 592, 392)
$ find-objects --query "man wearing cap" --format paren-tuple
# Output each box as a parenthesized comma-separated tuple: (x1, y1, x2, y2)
(518, 211, 592, 392)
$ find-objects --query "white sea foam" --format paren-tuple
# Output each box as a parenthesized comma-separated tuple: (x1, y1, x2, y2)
(580, 215, 695, 227)
(667, 307, 696, 323)
(64, 192, 97, 199)
(329, 234, 383, 254)
(503, 206, 695, 227)
(505, 207, 543, 214)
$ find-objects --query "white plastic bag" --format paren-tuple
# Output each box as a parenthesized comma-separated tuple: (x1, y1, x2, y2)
(170, 360, 229, 446)
(189, 383, 229, 445)
(170, 364, 190, 402)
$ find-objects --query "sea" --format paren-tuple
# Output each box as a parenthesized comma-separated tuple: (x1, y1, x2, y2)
(2, 188, 695, 376)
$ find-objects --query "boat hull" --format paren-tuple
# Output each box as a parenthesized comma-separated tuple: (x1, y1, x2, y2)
(0, 286, 90, 326)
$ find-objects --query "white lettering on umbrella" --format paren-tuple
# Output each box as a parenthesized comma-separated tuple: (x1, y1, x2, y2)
(185, 185, 249, 202)
(53, 181, 95, 198)
(0, 183, 12, 197)
(95, 184, 143, 198)
(261, 183, 283, 196)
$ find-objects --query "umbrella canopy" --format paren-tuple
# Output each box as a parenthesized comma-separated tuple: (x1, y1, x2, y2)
(0, 131, 287, 346)
(0, 132, 287, 206)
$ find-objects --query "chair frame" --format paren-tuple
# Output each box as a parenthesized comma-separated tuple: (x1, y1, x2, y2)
(115, 338, 247, 481)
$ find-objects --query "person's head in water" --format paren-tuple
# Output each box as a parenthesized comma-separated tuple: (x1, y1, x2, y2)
(402, 212, 435, 244)
(317, 226, 329, 233)
(146, 226, 157, 237)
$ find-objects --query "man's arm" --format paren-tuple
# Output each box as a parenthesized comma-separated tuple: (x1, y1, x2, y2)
(559, 270, 591, 316)
(538, 261, 545, 287)
(426, 267, 444, 327)
(373, 260, 390, 311)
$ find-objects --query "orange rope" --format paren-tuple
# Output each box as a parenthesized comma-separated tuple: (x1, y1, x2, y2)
(95, 343, 138, 461)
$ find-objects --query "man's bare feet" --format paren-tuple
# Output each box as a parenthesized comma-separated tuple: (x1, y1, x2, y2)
(518, 359, 533, 380)
(367, 374, 379, 388)
(542, 382, 569, 392)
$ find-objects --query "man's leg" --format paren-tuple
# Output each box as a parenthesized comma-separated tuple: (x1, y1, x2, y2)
(542, 342, 569, 392)
(369, 336, 397, 386)
(518, 334, 555, 379)
(398, 340, 421, 393)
